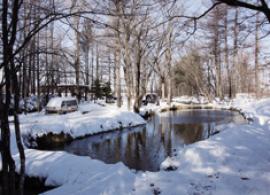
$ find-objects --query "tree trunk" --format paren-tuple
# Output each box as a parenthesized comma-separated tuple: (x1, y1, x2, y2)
(224, 7, 232, 98)
(123, 67, 132, 110)
(123, 27, 133, 111)
(116, 49, 121, 108)
(133, 46, 142, 113)
(31, 40, 36, 95)
(115, 2, 122, 108)
(37, 24, 41, 110)
(11, 60, 25, 195)
(1, 1, 17, 193)
(161, 79, 166, 101)
(233, 8, 239, 93)
(214, 26, 222, 98)
(255, 11, 260, 98)
(85, 47, 89, 100)
(166, 23, 173, 104)
(91, 47, 94, 100)
(108, 55, 111, 84)
(96, 45, 99, 81)
(45, 24, 49, 102)
(50, 3, 55, 95)
(1, 59, 16, 195)
(167, 77, 172, 105)
(113, 50, 117, 98)
(74, 14, 80, 100)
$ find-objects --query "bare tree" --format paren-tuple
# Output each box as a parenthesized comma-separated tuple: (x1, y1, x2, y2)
(71, 0, 82, 99)
(0, 1, 114, 194)
(216, 0, 270, 23)
(174, 48, 206, 97)
(255, 10, 260, 97)
(1, 1, 24, 194)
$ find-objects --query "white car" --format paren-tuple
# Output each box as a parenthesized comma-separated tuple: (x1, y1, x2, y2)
(46, 97, 78, 114)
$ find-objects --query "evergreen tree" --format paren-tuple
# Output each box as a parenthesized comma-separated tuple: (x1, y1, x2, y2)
(103, 81, 112, 97)
(94, 79, 102, 99)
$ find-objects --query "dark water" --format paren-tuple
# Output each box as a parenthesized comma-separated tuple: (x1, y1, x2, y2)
(0, 172, 56, 195)
(62, 110, 245, 172)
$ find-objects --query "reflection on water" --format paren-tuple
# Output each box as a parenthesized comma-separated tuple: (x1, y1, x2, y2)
(63, 110, 245, 171)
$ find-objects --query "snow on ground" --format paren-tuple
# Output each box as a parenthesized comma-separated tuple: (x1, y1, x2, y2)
(139, 97, 219, 116)
(135, 105, 270, 195)
(133, 98, 270, 195)
(19, 101, 146, 139)
(3, 97, 270, 194)
(13, 150, 136, 195)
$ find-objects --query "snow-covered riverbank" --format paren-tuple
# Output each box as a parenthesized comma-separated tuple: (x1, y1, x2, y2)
(20, 102, 146, 141)
(135, 98, 270, 195)
(3, 98, 270, 194)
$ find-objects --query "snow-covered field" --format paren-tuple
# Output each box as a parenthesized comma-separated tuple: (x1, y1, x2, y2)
(4, 97, 270, 194)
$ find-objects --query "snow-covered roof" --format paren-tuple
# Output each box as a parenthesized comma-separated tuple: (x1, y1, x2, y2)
(46, 97, 77, 108)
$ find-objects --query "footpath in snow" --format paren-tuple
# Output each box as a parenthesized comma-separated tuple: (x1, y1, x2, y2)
(4, 98, 270, 194)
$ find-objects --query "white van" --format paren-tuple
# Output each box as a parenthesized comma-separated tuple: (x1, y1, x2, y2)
(46, 97, 78, 114)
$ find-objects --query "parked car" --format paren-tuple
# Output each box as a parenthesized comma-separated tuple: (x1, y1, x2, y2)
(46, 97, 78, 114)
(105, 95, 116, 103)
(142, 93, 159, 105)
